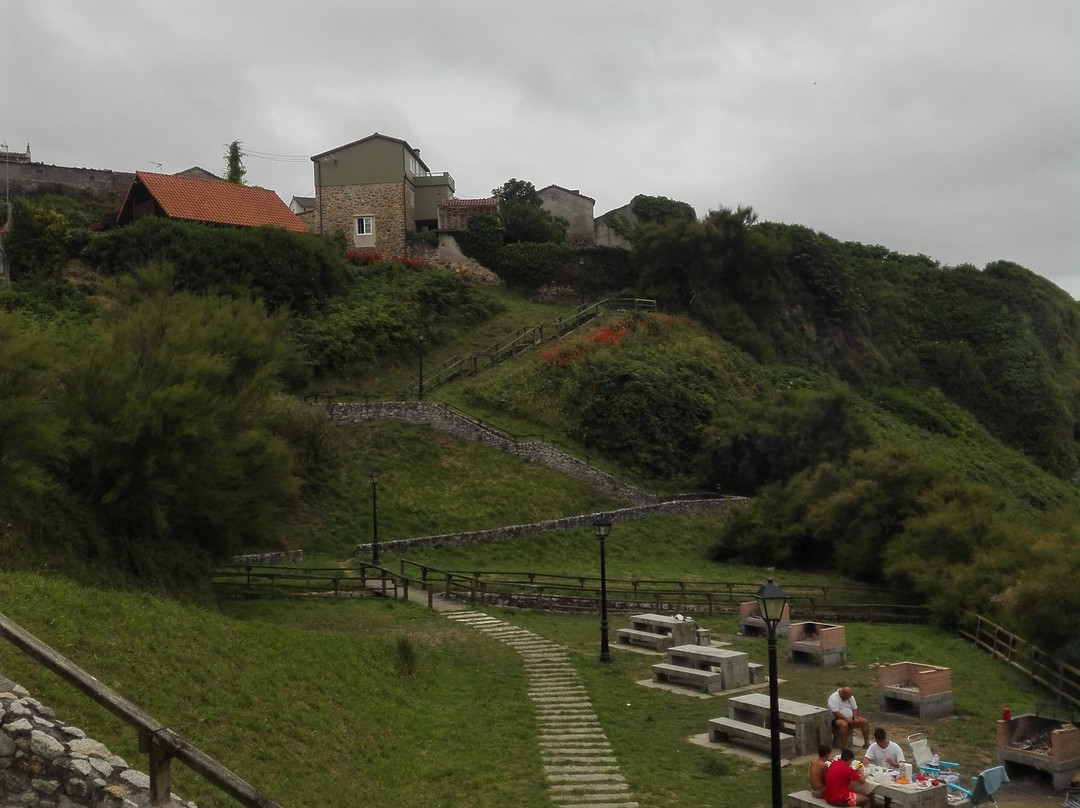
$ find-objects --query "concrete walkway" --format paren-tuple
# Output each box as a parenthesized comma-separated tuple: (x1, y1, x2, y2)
(427, 590, 639, 808)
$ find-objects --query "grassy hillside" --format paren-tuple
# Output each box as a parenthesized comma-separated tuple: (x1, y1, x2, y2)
(0, 570, 1053, 808)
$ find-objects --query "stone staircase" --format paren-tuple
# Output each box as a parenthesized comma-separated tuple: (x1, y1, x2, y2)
(445, 610, 640, 808)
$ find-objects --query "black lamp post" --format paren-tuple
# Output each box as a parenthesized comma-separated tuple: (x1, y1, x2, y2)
(417, 335, 424, 401)
(593, 519, 613, 663)
(369, 470, 380, 566)
(755, 577, 789, 808)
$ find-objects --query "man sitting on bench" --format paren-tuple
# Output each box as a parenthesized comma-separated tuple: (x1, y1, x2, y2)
(828, 686, 871, 748)
(824, 748, 875, 807)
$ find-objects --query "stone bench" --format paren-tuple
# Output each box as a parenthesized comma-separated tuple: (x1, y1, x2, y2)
(788, 790, 829, 808)
(748, 662, 765, 684)
(651, 662, 724, 693)
(617, 627, 674, 651)
(708, 717, 796, 757)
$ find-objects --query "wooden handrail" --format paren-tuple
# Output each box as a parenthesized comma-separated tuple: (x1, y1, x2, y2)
(0, 611, 283, 808)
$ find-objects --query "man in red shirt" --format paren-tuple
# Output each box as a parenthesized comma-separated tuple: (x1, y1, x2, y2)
(824, 748, 873, 807)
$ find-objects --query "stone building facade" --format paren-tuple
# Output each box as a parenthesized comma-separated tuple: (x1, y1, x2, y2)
(319, 181, 411, 257)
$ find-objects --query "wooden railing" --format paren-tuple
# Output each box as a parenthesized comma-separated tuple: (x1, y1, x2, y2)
(399, 561, 928, 624)
(211, 563, 405, 601)
(958, 613, 1080, 708)
(393, 297, 656, 397)
(0, 611, 283, 808)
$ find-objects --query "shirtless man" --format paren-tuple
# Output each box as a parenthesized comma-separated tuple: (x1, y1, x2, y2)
(828, 686, 871, 748)
(808, 744, 832, 798)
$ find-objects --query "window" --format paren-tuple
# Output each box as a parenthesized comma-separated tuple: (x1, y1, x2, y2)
(355, 216, 373, 236)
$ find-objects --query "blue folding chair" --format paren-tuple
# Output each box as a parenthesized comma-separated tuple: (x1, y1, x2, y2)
(946, 766, 1009, 807)
(906, 732, 959, 777)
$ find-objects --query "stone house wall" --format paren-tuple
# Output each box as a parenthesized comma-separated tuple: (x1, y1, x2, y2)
(317, 182, 409, 257)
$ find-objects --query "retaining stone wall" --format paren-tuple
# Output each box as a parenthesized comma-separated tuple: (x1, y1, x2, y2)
(327, 401, 654, 504)
(355, 497, 744, 556)
(0, 676, 192, 808)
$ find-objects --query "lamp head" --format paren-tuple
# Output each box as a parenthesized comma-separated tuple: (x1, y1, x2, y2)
(754, 578, 788, 626)
(369, 469, 380, 485)
(592, 519, 612, 540)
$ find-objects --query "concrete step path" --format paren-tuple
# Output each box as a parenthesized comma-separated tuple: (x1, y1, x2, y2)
(445, 609, 640, 808)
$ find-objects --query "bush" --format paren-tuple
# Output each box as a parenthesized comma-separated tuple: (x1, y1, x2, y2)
(5, 198, 70, 283)
(83, 218, 348, 313)
(497, 242, 575, 291)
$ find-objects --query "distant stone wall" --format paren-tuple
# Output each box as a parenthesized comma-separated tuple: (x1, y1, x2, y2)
(0, 676, 193, 808)
(327, 401, 654, 504)
(2, 162, 133, 197)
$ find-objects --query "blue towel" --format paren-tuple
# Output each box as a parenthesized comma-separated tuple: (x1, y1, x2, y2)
(970, 765, 1009, 805)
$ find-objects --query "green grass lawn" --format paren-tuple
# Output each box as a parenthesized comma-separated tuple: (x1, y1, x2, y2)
(0, 571, 1052, 808)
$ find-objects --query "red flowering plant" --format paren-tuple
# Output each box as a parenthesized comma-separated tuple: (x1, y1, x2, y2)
(394, 256, 431, 269)
(540, 318, 633, 368)
(344, 249, 384, 266)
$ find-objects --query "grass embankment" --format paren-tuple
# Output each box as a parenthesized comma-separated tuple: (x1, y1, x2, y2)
(0, 571, 1045, 808)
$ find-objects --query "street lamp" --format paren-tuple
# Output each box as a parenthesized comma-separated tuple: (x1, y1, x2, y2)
(369, 470, 380, 566)
(593, 519, 613, 663)
(755, 578, 789, 808)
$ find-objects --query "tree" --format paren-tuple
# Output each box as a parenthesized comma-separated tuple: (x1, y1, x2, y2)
(492, 178, 568, 244)
(224, 140, 247, 184)
(59, 264, 300, 564)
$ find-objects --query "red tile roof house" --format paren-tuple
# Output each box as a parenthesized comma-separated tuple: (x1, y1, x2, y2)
(116, 172, 307, 232)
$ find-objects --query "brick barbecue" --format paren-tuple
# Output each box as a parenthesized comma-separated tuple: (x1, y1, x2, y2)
(877, 661, 953, 719)
(786, 621, 846, 667)
(996, 713, 1080, 789)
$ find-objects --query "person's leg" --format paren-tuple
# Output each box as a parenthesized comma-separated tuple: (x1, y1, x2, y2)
(835, 718, 850, 747)
(857, 717, 871, 746)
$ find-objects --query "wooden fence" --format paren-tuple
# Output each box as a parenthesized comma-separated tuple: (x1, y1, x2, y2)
(0, 611, 283, 808)
(400, 562, 929, 624)
(211, 564, 404, 601)
(958, 613, 1080, 709)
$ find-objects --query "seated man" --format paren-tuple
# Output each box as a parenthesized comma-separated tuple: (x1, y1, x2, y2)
(863, 727, 905, 769)
(824, 747, 873, 807)
(808, 744, 832, 798)
(828, 686, 871, 748)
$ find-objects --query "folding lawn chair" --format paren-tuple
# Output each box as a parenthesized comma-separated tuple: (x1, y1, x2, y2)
(1063, 786, 1080, 808)
(946, 765, 1009, 807)
(907, 732, 959, 777)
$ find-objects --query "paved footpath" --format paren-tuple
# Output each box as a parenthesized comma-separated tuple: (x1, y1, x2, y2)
(438, 602, 641, 808)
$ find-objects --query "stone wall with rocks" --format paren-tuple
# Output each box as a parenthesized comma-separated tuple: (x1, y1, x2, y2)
(0, 676, 193, 808)
(356, 496, 744, 556)
(326, 401, 654, 504)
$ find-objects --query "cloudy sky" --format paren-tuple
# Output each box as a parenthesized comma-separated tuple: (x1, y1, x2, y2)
(5, 1, 1077, 295)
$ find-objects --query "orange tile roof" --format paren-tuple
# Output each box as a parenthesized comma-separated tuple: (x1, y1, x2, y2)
(122, 171, 307, 232)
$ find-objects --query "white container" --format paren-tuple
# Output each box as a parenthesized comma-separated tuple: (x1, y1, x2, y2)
(902, 763, 913, 781)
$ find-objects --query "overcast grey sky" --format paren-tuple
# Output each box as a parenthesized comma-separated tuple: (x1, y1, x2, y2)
(4, 1, 1077, 295)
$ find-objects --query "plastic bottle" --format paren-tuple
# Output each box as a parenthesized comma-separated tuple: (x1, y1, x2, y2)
(1002, 706, 1011, 721)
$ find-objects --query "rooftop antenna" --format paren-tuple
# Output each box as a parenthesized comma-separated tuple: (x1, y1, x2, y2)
(149, 161, 162, 172)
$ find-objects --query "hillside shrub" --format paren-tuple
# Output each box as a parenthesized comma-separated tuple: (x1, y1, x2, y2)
(498, 242, 575, 291)
(82, 217, 348, 313)
(5, 198, 70, 283)
(58, 267, 301, 569)
(450, 214, 502, 270)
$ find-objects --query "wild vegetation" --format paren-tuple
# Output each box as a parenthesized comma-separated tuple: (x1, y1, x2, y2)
(1, 185, 1078, 663)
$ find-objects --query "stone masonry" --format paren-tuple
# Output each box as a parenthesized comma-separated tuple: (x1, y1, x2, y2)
(0, 676, 193, 808)
(317, 182, 410, 257)
(326, 401, 656, 504)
